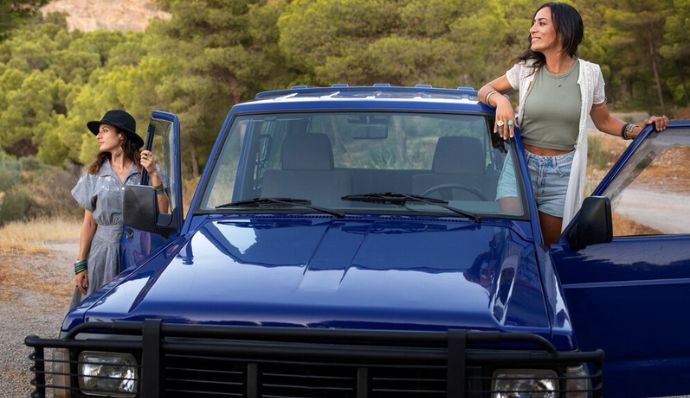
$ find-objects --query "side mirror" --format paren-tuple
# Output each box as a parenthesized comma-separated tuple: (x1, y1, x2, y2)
(566, 196, 612, 251)
(123, 185, 176, 236)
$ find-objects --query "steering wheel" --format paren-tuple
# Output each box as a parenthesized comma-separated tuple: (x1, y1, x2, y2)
(421, 183, 488, 201)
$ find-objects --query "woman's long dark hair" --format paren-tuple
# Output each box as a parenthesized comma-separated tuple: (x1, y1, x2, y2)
(87, 128, 141, 174)
(515, 2, 584, 70)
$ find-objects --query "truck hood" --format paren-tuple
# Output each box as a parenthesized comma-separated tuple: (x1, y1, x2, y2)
(79, 216, 549, 332)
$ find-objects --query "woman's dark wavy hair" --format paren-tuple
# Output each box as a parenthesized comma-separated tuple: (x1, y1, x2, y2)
(515, 2, 584, 70)
(87, 128, 141, 174)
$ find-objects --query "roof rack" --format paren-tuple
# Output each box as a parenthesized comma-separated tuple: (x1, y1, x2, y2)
(255, 85, 478, 101)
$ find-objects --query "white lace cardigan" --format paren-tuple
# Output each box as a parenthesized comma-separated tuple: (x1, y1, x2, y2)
(505, 58, 607, 230)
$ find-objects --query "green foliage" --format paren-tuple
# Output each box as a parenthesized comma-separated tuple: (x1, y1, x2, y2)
(584, 0, 676, 112)
(19, 155, 41, 171)
(0, 0, 48, 41)
(277, 0, 542, 88)
(148, 0, 295, 176)
(0, 149, 80, 224)
(0, 186, 30, 225)
(659, 0, 690, 105)
(27, 163, 82, 219)
(0, 21, 128, 161)
(0, 0, 687, 181)
(0, 150, 27, 224)
(0, 150, 20, 191)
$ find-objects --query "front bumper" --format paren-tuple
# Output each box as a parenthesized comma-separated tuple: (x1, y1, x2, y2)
(26, 320, 603, 397)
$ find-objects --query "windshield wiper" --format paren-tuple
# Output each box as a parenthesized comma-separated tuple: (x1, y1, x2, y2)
(341, 192, 480, 222)
(216, 197, 345, 218)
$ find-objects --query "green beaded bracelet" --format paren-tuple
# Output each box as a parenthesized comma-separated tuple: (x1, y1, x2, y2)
(74, 259, 87, 274)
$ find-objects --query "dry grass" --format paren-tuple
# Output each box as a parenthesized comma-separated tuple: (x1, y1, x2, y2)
(0, 218, 78, 301)
(613, 212, 662, 237)
(182, 176, 201, 217)
(0, 217, 80, 255)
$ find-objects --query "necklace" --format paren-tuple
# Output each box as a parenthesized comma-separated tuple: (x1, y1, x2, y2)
(544, 63, 576, 88)
(556, 74, 569, 88)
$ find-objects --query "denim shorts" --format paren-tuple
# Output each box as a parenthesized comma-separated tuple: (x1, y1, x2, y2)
(496, 150, 574, 218)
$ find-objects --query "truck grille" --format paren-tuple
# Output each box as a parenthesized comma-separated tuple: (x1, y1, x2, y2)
(26, 320, 603, 398)
(164, 353, 247, 396)
(162, 353, 452, 398)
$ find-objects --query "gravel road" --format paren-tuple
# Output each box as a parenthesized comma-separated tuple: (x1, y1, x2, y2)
(615, 188, 690, 234)
(0, 240, 77, 397)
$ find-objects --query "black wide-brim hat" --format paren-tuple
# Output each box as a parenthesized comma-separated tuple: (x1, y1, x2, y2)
(87, 109, 144, 148)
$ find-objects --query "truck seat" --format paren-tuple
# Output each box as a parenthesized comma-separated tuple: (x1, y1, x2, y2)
(412, 136, 496, 200)
(261, 132, 352, 207)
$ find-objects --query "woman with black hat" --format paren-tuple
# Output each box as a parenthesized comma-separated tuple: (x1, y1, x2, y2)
(69, 109, 168, 308)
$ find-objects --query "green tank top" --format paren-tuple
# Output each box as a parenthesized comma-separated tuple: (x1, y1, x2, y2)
(521, 61, 581, 151)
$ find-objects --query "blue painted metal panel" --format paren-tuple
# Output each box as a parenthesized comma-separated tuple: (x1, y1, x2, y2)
(551, 236, 690, 397)
(77, 215, 566, 346)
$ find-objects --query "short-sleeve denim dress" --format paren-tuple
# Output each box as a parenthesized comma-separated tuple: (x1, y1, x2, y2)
(69, 160, 142, 308)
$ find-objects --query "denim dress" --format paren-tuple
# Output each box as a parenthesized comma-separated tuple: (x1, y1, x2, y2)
(69, 160, 142, 309)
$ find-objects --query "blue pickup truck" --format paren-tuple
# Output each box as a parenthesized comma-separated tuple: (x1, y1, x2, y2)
(27, 85, 690, 398)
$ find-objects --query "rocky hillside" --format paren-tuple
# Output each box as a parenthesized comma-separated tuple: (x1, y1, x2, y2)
(41, 0, 170, 32)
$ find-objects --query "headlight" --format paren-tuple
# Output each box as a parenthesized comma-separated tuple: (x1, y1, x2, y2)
(492, 368, 558, 398)
(78, 351, 138, 397)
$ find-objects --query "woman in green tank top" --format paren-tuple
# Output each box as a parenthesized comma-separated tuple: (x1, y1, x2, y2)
(477, 2, 668, 246)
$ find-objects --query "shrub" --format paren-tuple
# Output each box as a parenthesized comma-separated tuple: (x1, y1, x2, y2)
(0, 153, 21, 192)
(25, 162, 82, 219)
(0, 186, 30, 225)
(0, 164, 20, 192)
(19, 156, 42, 171)
(0, 150, 82, 224)
(587, 134, 609, 171)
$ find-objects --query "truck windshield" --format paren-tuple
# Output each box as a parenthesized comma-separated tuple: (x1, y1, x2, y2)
(199, 112, 525, 217)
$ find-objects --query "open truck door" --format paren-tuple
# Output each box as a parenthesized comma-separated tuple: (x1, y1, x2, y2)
(551, 122, 690, 397)
(121, 111, 183, 269)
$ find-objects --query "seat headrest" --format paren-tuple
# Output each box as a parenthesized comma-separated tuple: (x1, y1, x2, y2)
(432, 136, 485, 174)
(281, 132, 334, 170)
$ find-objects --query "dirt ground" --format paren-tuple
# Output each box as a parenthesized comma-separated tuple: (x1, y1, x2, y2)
(0, 240, 77, 397)
(586, 126, 690, 235)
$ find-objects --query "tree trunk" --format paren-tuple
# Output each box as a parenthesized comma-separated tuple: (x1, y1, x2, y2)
(647, 36, 666, 113)
(191, 146, 199, 179)
(679, 65, 689, 106)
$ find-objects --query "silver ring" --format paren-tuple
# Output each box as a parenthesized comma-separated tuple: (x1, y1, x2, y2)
(496, 120, 505, 127)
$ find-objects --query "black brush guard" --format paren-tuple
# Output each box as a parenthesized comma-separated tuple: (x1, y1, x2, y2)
(26, 319, 603, 398)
